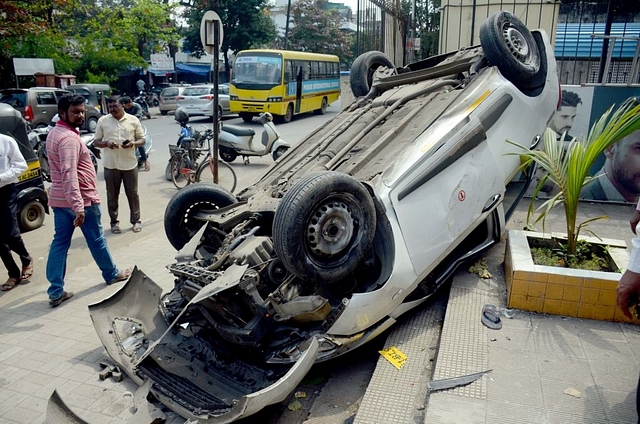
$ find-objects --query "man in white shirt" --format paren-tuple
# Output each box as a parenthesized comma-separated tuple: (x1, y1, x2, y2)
(0, 133, 33, 291)
(93, 97, 145, 234)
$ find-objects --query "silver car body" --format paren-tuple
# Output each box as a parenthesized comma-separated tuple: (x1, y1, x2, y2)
(176, 84, 231, 117)
(89, 14, 559, 424)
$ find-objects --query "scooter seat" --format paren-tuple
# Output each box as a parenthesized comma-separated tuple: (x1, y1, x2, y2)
(223, 124, 255, 137)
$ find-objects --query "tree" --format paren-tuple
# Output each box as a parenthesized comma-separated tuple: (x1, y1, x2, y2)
(180, 0, 277, 80)
(288, 0, 353, 64)
(414, 0, 440, 59)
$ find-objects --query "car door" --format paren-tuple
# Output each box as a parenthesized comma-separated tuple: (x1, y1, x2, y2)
(32, 90, 59, 127)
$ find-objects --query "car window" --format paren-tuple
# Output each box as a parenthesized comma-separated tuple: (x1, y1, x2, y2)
(70, 88, 92, 102)
(36, 92, 57, 105)
(219, 86, 229, 95)
(162, 88, 179, 97)
(0, 92, 27, 108)
(183, 87, 212, 97)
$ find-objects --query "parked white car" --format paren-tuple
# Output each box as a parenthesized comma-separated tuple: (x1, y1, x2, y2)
(88, 11, 559, 423)
(176, 84, 231, 118)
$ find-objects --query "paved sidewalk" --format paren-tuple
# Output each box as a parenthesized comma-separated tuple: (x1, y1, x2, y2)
(358, 200, 640, 424)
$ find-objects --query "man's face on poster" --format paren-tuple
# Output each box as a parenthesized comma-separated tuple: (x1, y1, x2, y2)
(607, 131, 640, 197)
(550, 106, 578, 135)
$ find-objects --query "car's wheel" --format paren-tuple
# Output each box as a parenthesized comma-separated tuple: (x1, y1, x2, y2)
(281, 103, 293, 123)
(19, 200, 45, 232)
(314, 97, 328, 115)
(273, 171, 376, 282)
(350, 51, 395, 98)
(86, 117, 98, 133)
(479, 10, 540, 85)
(161, 110, 168, 116)
(219, 146, 237, 162)
(153, 99, 159, 107)
(164, 183, 237, 251)
(272, 146, 288, 161)
(240, 113, 253, 123)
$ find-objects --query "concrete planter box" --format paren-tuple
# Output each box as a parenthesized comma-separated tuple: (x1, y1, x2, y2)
(505, 230, 631, 322)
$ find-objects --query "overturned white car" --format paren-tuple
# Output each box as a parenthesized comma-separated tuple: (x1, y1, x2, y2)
(90, 11, 559, 423)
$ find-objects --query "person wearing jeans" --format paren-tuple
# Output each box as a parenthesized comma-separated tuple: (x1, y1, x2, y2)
(45, 94, 130, 307)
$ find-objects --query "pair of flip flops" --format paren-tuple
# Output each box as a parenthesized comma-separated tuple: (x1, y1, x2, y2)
(1, 259, 34, 291)
(481, 304, 502, 330)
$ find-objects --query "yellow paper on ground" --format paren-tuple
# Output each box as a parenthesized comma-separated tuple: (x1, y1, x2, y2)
(379, 346, 407, 370)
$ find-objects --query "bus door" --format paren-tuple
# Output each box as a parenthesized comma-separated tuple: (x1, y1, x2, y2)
(295, 66, 302, 114)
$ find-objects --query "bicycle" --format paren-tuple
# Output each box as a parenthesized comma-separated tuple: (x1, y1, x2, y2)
(168, 129, 237, 192)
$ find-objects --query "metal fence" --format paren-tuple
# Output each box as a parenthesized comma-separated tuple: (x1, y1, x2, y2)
(354, 0, 408, 66)
(555, 1, 640, 85)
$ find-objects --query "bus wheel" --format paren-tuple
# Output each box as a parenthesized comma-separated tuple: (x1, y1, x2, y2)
(19, 200, 46, 232)
(314, 97, 328, 115)
(240, 113, 253, 123)
(283, 104, 293, 123)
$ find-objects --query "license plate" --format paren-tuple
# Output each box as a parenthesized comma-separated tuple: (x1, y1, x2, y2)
(246, 107, 258, 112)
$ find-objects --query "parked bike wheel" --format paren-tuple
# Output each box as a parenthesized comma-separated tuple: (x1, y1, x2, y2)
(196, 158, 237, 193)
(170, 154, 192, 190)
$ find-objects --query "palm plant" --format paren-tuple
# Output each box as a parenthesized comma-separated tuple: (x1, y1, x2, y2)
(510, 97, 640, 256)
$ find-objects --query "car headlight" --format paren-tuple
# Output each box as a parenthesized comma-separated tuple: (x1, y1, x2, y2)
(267, 97, 282, 102)
(230, 95, 239, 101)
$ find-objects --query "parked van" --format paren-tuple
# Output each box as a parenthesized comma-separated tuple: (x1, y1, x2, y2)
(65, 83, 111, 112)
(0, 87, 102, 132)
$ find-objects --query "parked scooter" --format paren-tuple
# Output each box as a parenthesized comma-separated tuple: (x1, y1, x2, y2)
(133, 91, 152, 119)
(219, 112, 290, 163)
(28, 123, 100, 182)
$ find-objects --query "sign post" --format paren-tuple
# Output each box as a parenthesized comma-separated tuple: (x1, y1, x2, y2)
(200, 11, 224, 185)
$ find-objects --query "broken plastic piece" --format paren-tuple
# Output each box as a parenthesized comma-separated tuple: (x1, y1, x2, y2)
(427, 369, 492, 391)
(564, 387, 581, 398)
(294, 391, 306, 398)
(379, 346, 407, 370)
(288, 400, 303, 411)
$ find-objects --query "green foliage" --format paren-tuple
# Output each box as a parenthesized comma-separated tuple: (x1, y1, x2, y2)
(510, 98, 640, 256)
(288, 0, 353, 63)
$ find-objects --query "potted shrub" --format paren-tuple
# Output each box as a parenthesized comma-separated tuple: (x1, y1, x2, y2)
(504, 98, 640, 321)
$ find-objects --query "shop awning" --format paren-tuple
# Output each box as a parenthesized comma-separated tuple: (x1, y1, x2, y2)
(175, 63, 210, 76)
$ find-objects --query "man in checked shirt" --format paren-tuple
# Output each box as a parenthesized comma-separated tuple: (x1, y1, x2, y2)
(45, 94, 130, 307)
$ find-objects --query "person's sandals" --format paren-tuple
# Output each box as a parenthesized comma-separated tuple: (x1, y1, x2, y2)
(1, 277, 20, 291)
(144, 160, 150, 172)
(106, 268, 132, 285)
(111, 223, 121, 234)
(21, 258, 34, 281)
(132, 222, 142, 233)
(50, 291, 74, 307)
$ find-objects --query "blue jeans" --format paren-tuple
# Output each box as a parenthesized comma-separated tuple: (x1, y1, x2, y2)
(46, 204, 119, 300)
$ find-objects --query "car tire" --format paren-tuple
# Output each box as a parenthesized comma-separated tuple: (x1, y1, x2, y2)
(161, 110, 168, 116)
(273, 171, 376, 282)
(164, 183, 237, 251)
(350, 51, 395, 98)
(219, 146, 237, 162)
(240, 113, 253, 123)
(282, 103, 293, 123)
(86, 117, 98, 133)
(479, 11, 540, 85)
(272, 146, 288, 161)
(19, 200, 45, 232)
(314, 97, 328, 115)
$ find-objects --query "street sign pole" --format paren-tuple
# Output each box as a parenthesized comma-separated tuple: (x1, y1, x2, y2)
(200, 11, 224, 185)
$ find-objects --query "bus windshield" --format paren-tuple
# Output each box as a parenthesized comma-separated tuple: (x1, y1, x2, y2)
(232, 54, 282, 87)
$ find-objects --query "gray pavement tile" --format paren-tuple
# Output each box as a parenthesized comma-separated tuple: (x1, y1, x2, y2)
(487, 346, 539, 377)
(78, 409, 122, 424)
(540, 378, 607, 419)
(486, 400, 547, 423)
(589, 360, 640, 392)
(537, 354, 594, 386)
(30, 414, 45, 424)
(17, 393, 48, 413)
(488, 327, 536, 352)
(424, 393, 486, 424)
(573, 318, 626, 342)
(2, 405, 42, 423)
(486, 369, 544, 407)
(546, 410, 609, 423)
(581, 337, 638, 364)
(0, 392, 29, 416)
(595, 386, 637, 424)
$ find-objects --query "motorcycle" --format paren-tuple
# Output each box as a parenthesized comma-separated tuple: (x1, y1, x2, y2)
(28, 122, 100, 182)
(133, 91, 152, 119)
(218, 112, 290, 163)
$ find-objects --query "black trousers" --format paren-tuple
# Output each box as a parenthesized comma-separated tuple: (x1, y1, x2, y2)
(104, 167, 140, 225)
(0, 184, 31, 279)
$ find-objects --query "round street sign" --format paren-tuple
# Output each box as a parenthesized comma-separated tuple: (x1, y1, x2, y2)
(200, 10, 224, 55)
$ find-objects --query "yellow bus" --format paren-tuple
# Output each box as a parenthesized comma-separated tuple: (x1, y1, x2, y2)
(229, 49, 340, 123)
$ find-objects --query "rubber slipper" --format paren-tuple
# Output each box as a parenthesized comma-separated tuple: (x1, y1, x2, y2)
(21, 258, 34, 281)
(481, 304, 502, 330)
(1, 277, 20, 291)
(106, 268, 131, 285)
